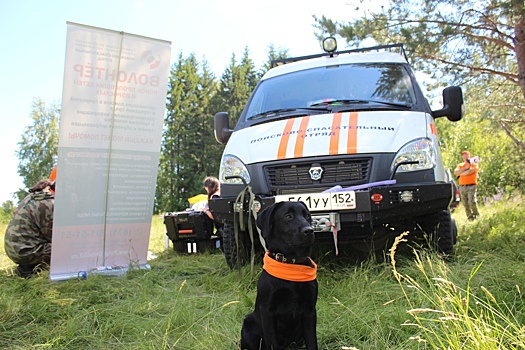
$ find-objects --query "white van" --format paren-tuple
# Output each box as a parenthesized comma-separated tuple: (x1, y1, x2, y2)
(210, 39, 463, 268)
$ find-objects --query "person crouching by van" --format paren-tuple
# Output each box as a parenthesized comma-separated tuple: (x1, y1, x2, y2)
(454, 150, 480, 221)
(4, 179, 55, 278)
(202, 176, 223, 236)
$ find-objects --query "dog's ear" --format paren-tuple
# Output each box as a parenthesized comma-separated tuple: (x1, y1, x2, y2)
(298, 201, 312, 223)
(256, 202, 282, 238)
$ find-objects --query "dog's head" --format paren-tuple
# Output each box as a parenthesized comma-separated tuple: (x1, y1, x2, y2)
(256, 201, 314, 256)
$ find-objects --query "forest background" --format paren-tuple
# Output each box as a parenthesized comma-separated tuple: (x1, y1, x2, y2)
(1, 0, 524, 220)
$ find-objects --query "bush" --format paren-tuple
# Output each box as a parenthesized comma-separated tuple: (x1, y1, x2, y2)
(0, 200, 15, 225)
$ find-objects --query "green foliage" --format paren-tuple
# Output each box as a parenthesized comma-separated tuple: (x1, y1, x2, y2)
(436, 80, 525, 198)
(259, 44, 290, 74)
(0, 200, 15, 225)
(156, 53, 221, 213)
(16, 98, 59, 201)
(212, 47, 260, 127)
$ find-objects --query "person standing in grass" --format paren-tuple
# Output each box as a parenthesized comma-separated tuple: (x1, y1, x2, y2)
(4, 175, 55, 278)
(454, 150, 480, 221)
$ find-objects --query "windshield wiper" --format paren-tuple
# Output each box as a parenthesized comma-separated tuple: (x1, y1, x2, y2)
(247, 107, 329, 120)
(248, 100, 412, 120)
(308, 99, 370, 107)
(309, 99, 412, 109)
(366, 99, 412, 108)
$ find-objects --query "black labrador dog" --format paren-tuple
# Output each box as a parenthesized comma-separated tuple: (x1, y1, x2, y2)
(241, 201, 318, 350)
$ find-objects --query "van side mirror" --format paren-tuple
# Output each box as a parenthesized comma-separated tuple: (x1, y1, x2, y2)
(214, 112, 233, 144)
(432, 86, 464, 121)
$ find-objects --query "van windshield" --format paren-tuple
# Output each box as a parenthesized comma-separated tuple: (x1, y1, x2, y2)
(244, 63, 417, 120)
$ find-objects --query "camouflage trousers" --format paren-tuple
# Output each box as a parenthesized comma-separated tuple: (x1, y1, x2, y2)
(5, 242, 51, 267)
(459, 184, 480, 220)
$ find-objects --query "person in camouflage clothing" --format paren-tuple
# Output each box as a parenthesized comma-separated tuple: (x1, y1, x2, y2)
(4, 179, 55, 278)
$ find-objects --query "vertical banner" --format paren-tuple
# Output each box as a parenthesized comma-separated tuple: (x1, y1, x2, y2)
(50, 23, 171, 281)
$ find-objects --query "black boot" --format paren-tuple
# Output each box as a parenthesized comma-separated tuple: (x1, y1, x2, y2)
(15, 264, 38, 278)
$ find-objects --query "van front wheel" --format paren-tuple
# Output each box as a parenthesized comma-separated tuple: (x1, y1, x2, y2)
(416, 209, 456, 255)
(221, 223, 248, 269)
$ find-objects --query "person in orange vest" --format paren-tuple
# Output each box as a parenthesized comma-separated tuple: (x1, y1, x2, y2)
(454, 150, 480, 220)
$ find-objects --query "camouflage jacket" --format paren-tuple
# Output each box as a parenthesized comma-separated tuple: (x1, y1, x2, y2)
(4, 189, 54, 265)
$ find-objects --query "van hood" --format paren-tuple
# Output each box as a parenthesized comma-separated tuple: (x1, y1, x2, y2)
(224, 111, 434, 165)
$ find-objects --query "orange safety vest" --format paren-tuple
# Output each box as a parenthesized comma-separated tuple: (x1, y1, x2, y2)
(457, 162, 478, 186)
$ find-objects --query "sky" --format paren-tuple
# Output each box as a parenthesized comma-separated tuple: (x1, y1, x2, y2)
(0, 0, 382, 204)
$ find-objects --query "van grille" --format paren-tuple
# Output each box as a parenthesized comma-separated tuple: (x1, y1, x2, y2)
(265, 158, 371, 193)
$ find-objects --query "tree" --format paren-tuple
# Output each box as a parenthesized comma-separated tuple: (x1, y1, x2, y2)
(241, 47, 260, 93)
(1, 200, 15, 223)
(199, 59, 225, 179)
(260, 44, 290, 75)
(212, 47, 260, 127)
(314, 0, 525, 148)
(156, 53, 219, 213)
(16, 98, 59, 201)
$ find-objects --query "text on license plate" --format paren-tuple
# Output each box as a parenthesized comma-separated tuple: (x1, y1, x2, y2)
(275, 191, 356, 211)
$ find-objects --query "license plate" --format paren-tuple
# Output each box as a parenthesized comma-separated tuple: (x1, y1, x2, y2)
(275, 191, 356, 212)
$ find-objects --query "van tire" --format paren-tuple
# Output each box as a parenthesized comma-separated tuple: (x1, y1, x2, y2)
(222, 223, 248, 269)
(451, 217, 458, 245)
(417, 209, 455, 255)
(433, 209, 456, 255)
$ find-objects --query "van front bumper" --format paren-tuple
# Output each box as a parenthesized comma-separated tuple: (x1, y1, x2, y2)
(209, 182, 453, 228)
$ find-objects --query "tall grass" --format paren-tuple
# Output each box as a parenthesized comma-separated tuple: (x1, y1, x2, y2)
(1, 195, 525, 349)
(387, 194, 525, 349)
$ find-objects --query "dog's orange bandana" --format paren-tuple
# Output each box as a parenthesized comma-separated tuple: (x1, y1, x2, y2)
(263, 252, 317, 282)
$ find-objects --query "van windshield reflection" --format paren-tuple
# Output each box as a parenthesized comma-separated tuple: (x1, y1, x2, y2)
(244, 63, 416, 120)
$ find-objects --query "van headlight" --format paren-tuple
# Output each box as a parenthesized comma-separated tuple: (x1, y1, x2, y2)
(220, 155, 251, 185)
(392, 138, 436, 172)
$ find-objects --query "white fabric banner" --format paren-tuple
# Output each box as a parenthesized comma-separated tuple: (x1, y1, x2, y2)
(50, 22, 171, 280)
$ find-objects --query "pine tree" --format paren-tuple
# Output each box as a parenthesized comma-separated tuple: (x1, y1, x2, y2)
(156, 53, 219, 212)
(213, 48, 259, 127)
(199, 59, 223, 180)
(260, 44, 290, 74)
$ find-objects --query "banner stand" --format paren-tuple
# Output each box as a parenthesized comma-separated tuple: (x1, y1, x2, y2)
(49, 22, 171, 281)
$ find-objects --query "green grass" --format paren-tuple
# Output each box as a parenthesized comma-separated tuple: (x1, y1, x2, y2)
(2, 196, 525, 349)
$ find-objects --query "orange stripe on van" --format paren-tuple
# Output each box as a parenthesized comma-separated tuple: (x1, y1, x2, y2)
(430, 123, 437, 135)
(347, 112, 358, 154)
(277, 118, 295, 160)
(329, 113, 342, 155)
(294, 116, 310, 158)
